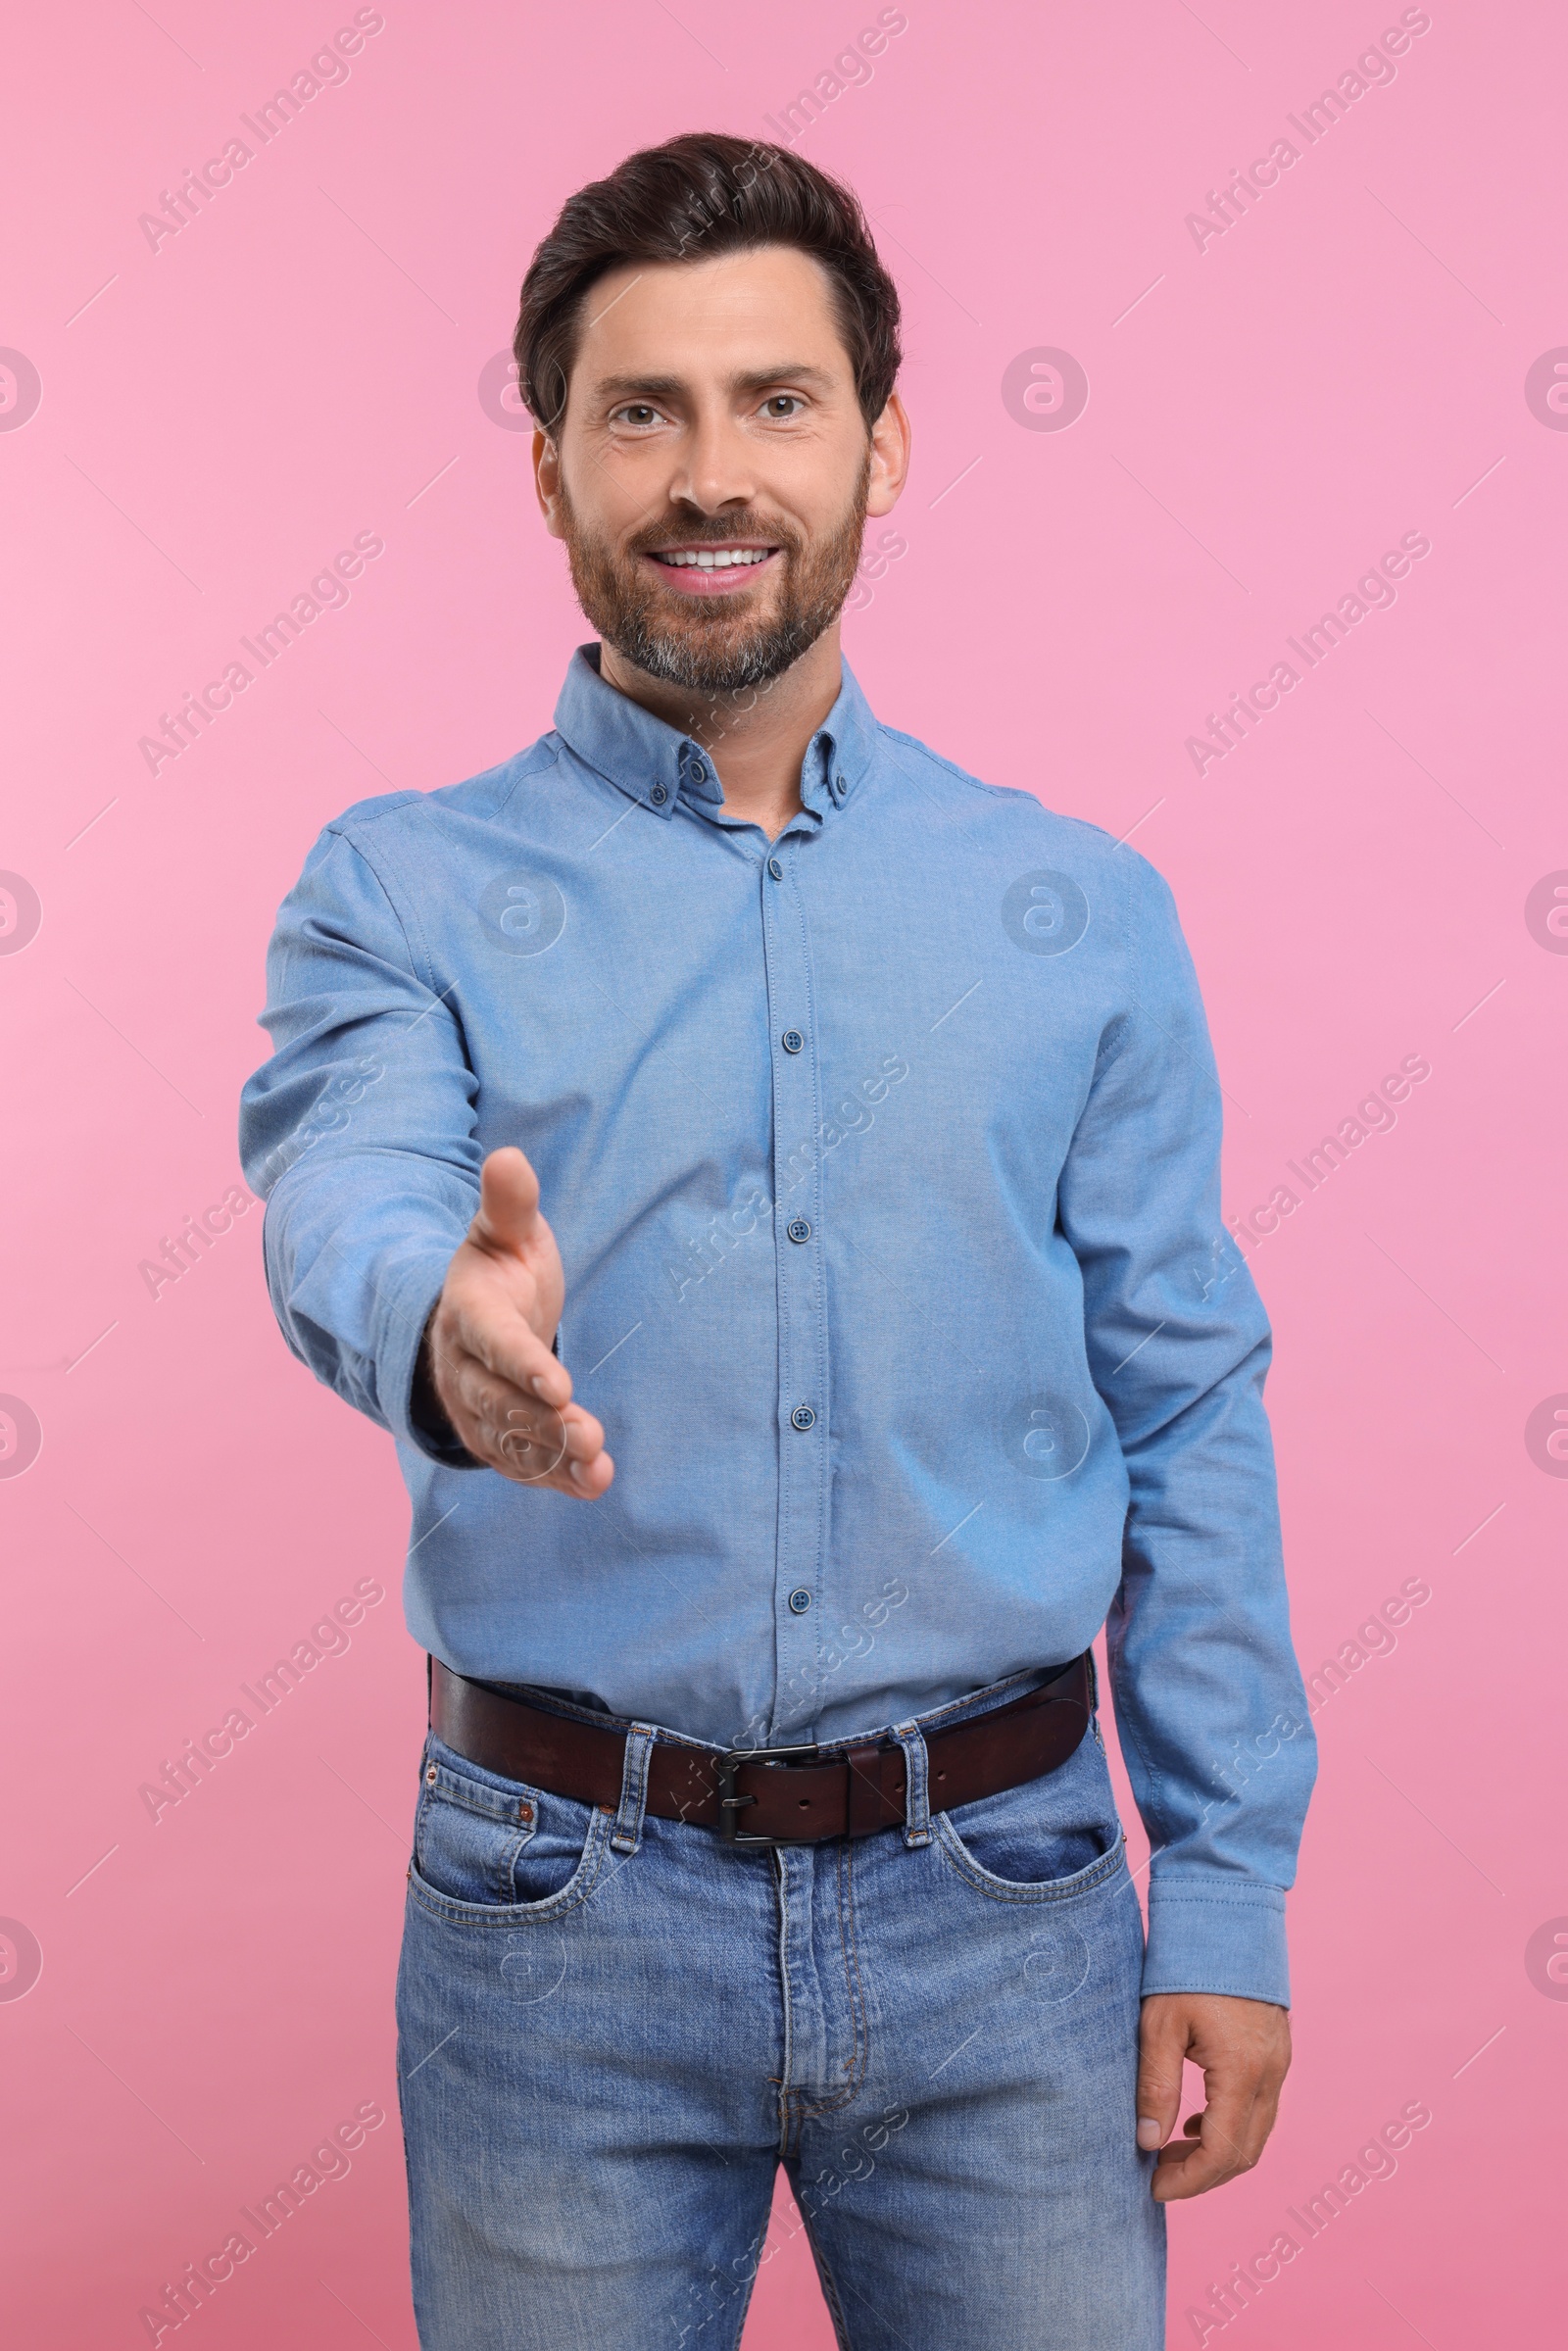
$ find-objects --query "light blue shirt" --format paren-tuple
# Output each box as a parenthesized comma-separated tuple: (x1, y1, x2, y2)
(239, 645, 1315, 2001)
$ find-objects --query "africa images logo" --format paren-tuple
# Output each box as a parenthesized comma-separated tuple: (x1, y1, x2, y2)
(479, 870, 567, 955)
(0, 1395, 43, 1481)
(478, 351, 532, 430)
(1002, 869, 1091, 955)
(0, 350, 42, 431)
(0, 1918, 43, 2002)
(1524, 349, 1568, 429)
(1009, 1395, 1092, 1482)
(1001, 349, 1090, 434)
(0, 871, 43, 955)
(1525, 1918, 1568, 1999)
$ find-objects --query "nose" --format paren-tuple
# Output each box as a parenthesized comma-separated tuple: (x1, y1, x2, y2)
(667, 404, 759, 517)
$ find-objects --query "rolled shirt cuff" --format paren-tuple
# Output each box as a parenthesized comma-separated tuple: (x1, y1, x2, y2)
(376, 1255, 481, 1468)
(1142, 1875, 1292, 2007)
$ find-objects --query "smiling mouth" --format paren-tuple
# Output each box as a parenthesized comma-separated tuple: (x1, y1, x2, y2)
(642, 542, 782, 593)
(648, 543, 778, 570)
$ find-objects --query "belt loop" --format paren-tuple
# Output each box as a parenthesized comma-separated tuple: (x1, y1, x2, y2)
(891, 1720, 932, 1848)
(611, 1724, 659, 1856)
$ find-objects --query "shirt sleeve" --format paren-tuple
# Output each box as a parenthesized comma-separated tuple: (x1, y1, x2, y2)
(237, 815, 483, 1468)
(1055, 848, 1316, 2005)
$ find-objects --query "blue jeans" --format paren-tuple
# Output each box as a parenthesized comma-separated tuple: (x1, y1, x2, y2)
(395, 1674, 1165, 2349)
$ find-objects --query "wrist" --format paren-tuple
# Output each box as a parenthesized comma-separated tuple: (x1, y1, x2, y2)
(410, 1310, 463, 1453)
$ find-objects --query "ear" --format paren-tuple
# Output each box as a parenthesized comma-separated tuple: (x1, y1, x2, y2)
(534, 427, 565, 540)
(865, 389, 911, 520)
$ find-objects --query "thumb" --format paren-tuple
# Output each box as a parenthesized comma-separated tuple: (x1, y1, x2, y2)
(470, 1147, 542, 1257)
(1136, 1999, 1189, 2152)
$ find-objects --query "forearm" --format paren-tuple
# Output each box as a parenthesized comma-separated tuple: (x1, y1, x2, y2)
(1108, 1342, 1316, 2004)
(1052, 852, 1317, 2001)
(259, 1150, 473, 1455)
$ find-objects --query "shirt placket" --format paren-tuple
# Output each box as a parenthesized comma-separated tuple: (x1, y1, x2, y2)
(760, 828, 829, 1742)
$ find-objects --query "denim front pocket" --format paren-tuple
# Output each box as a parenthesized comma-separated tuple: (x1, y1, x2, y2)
(412, 1737, 599, 1909)
(933, 1728, 1127, 1904)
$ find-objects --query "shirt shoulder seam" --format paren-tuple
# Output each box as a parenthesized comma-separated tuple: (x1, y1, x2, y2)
(874, 727, 1135, 856)
(875, 724, 1016, 802)
(320, 819, 432, 991)
(490, 736, 563, 821)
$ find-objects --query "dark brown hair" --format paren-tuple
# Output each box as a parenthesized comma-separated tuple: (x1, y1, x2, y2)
(514, 132, 902, 434)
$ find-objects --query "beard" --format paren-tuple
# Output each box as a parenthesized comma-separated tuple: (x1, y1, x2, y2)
(557, 454, 871, 695)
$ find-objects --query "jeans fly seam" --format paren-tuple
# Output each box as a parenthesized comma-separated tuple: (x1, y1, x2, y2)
(793, 1836, 869, 2125)
(773, 1850, 799, 2159)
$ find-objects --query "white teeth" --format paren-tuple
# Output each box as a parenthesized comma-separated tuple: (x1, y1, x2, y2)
(657, 548, 771, 568)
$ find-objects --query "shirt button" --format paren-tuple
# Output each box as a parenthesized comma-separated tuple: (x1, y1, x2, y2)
(687, 756, 708, 782)
(650, 783, 668, 806)
(790, 1404, 816, 1432)
(781, 1029, 804, 1053)
(788, 1588, 812, 1614)
(787, 1217, 811, 1244)
(767, 857, 784, 881)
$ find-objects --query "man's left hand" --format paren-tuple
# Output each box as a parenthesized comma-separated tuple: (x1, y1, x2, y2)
(1136, 1993, 1292, 2200)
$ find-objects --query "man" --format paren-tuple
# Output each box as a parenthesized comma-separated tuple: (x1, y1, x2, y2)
(240, 133, 1315, 2351)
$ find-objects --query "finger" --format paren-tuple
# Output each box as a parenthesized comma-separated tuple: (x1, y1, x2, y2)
(564, 1444, 614, 1498)
(1151, 2114, 1202, 2167)
(449, 1355, 581, 1449)
(1232, 2072, 1284, 2170)
(1152, 2081, 1259, 2202)
(495, 1411, 570, 1482)
(1136, 2001, 1189, 2153)
(444, 1297, 571, 1411)
(513, 1446, 615, 1500)
(463, 1388, 608, 1491)
(497, 1401, 608, 1485)
(497, 1427, 615, 1497)
(469, 1146, 543, 1258)
(463, 1382, 572, 1471)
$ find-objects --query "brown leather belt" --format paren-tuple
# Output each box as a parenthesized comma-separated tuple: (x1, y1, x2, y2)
(428, 1651, 1094, 1848)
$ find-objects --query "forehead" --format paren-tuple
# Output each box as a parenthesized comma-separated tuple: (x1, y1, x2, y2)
(571, 245, 850, 386)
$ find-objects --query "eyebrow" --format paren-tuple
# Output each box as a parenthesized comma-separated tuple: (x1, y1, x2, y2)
(590, 363, 838, 403)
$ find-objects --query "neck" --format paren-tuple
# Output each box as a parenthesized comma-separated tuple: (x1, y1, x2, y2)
(597, 626, 843, 841)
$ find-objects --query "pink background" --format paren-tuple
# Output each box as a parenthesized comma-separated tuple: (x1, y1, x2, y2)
(2, 2, 1565, 2342)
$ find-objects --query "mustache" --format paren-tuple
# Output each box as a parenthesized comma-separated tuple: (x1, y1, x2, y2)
(631, 516, 795, 554)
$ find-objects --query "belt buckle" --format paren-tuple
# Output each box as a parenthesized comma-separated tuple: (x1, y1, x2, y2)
(715, 1741, 821, 1849)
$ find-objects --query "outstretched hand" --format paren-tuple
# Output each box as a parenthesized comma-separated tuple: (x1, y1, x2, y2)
(421, 1147, 614, 1498)
(1137, 1993, 1291, 2200)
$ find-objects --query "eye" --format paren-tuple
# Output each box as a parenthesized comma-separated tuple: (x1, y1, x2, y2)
(760, 394, 806, 419)
(611, 403, 665, 428)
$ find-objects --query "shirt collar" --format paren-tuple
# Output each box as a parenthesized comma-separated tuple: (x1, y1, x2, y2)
(552, 643, 878, 824)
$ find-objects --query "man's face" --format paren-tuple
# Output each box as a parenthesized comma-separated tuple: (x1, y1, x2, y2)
(535, 245, 905, 693)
